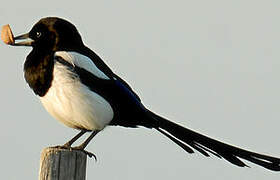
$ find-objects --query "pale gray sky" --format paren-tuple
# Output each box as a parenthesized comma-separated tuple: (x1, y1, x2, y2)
(1, 1, 280, 179)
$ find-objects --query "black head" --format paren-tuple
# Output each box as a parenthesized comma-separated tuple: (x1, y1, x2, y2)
(13, 17, 84, 51)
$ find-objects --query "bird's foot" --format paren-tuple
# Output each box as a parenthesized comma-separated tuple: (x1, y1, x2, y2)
(51, 144, 97, 160)
(52, 143, 71, 150)
(71, 146, 97, 160)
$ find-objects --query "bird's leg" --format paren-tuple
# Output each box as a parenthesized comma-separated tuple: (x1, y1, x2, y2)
(56, 130, 87, 149)
(72, 130, 100, 159)
(73, 130, 100, 150)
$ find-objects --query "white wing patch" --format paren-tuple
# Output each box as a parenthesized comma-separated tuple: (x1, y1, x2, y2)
(54, 51, 110, 80)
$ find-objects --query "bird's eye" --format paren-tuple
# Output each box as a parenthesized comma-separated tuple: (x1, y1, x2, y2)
(36, 32, 42, 38)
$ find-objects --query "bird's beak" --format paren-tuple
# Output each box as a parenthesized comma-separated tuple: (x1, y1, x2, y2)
(12, 33, 34, 46)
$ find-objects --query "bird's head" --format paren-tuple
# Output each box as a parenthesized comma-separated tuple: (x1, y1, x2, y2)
(13, 17, 84, 51)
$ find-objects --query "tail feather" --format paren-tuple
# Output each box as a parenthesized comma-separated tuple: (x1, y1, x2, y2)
(157, 128, 195, 154)
(148, 111, 280, 171)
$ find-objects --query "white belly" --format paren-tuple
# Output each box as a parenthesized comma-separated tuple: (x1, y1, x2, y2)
(40, 62, 114, 130)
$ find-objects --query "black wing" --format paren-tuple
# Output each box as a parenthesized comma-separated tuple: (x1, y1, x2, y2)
(54, 55, 152, 128)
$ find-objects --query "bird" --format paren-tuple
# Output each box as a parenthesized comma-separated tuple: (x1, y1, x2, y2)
(9, 17, 280, 171)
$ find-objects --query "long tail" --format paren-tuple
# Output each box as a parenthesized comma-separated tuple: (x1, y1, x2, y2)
(147, 110, 280, 171)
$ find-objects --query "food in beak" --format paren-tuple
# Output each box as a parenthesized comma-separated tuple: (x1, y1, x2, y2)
(1, 24, 15, 45)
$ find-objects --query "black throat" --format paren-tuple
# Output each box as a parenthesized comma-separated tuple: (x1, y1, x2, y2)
(24, 48, 54, 97)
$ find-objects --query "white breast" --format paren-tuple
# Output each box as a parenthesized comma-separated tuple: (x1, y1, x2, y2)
(40, 58, 114, 130)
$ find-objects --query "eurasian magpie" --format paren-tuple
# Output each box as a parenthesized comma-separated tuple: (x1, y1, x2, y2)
(10, 17, 280, 171)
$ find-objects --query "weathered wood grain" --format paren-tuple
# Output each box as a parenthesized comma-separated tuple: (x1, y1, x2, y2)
(39, 147, 87, 180)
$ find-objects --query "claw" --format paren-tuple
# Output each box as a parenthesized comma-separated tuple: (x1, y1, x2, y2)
(71, 147, 97, 161)
(51, 145, 97, 160)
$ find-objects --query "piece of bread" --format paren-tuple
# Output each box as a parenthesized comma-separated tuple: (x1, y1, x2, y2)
(1, 24, 14, 45)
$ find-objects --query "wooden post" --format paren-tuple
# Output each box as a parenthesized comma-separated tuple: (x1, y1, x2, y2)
(39, 147, 87, 180)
